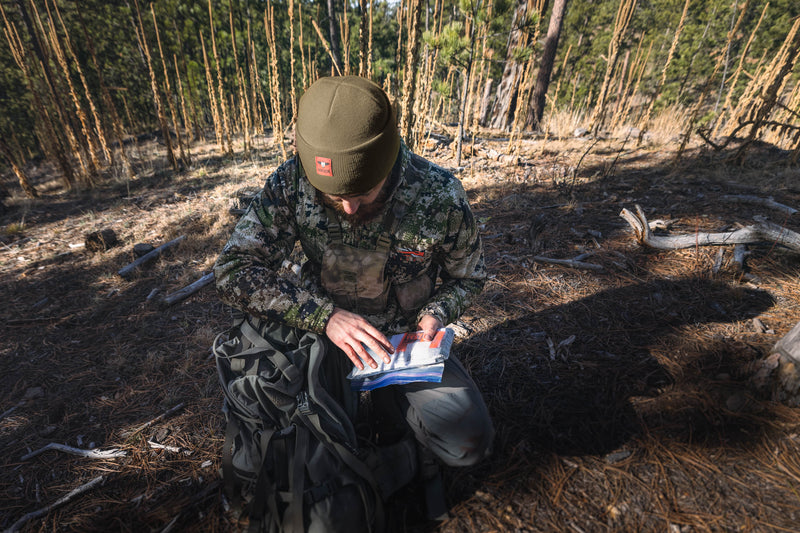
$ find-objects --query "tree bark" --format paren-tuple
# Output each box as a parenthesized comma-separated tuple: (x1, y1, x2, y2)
(488, 0, 530, 130)
(400, 0, 423, 149)
(0, 138, 38, 198)
(526, 0, 567, 130)
(478, 78, 494, 126)
(327, 0, 342, 73)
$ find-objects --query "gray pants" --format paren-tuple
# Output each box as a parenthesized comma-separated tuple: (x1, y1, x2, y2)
(323, 344, 495, 468)
(373, 356, 495, 467)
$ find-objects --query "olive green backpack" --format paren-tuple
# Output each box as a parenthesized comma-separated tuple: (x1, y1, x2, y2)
(214, 315, 417, 533)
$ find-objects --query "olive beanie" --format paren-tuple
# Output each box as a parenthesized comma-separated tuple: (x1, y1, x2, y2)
(296, 76, 400, 195)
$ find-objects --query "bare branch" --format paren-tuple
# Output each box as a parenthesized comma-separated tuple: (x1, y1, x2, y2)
(620, 205, 800, 252)
(532, 255, 604, 271)
(21, 443, 126, 461)
(4, 475, 106, 533)
(161, 272, 214, 307)
(118, 236, 187, 280)
(721, 195, 798, 216)
(120, 402, 186, 438)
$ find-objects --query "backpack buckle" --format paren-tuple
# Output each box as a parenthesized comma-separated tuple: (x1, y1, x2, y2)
(296, 391, 314, 416)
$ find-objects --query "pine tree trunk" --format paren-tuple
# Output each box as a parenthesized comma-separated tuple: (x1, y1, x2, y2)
(479, 78, 494, 126)
(400, 0, 423, 149)
(0, 138, 38, 199)
(489, 0, 536, 130)
(327, 0, 342, 73)
(526, 0, 567, 130)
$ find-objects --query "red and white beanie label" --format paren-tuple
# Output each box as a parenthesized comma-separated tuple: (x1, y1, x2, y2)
(315, 156, 333, 177)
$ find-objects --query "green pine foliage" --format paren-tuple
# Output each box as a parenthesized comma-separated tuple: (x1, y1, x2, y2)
(1, 0, 799, 182)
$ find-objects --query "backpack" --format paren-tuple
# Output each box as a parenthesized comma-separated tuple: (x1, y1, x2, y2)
(213, 314, 417, 533)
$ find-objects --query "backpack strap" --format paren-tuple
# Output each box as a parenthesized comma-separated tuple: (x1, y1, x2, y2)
(221, 415, 243, 512)
(284, 424, 310, 533)
(239, 318, 303, 383)
(298, 332, 385, 532)
(247, 425, 290, 533)
(294, 408, 384, 533)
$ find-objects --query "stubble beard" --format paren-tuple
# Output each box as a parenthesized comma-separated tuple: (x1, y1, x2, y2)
(319, 180, 394, 226)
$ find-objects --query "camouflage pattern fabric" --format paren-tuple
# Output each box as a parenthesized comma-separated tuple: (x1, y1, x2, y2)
(213, 143, 486, 335)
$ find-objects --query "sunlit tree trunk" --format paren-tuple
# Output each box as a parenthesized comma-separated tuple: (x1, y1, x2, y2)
(526, 0, 567, 130)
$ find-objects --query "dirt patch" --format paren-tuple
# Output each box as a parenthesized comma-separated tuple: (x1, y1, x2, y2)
(1, 134, 799, 532)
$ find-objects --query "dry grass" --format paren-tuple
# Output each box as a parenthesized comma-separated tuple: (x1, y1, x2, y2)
(1, 130, 800, 532)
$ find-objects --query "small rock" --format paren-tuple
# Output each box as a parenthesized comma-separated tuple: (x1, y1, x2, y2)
(752, 317, 767, 333)
(574, 127, 589, 138)
(84, 229, 119, 252)
(133, 243, 155, 257)
(605, 450, 631, 464)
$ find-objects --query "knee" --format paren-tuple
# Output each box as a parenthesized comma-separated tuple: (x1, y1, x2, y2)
(437, 417, 494, 467)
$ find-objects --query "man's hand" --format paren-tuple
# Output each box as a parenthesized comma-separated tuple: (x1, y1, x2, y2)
(325, 308, 394, 370)
(418, 314, 443, 341)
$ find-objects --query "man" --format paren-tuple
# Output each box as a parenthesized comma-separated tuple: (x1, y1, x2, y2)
(214, 76, 493, 496)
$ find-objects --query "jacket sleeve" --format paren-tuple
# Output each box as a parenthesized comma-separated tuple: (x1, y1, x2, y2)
(213, 162, 335, 334)
(417, 187, 486, 327)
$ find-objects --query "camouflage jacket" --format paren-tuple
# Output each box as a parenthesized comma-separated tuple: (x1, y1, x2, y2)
(213, 144, 486, 335)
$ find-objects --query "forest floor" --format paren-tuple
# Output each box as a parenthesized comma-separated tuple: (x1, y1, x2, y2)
(1, 129, 800, 532)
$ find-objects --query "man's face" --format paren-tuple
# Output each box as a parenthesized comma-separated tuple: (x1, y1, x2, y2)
(321, 176, 390, 225)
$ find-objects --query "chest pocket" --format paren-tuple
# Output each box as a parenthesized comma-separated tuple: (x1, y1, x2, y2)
(320, 207, 398, 315)
(394, 272, 434, 313)
(321, 239, 391, 315)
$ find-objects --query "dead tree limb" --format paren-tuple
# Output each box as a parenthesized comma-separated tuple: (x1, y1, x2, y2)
(4, 475, 106, 533)
(161, 272, 214, 307)
(532, 255, 604, 271)
(120, 402, 185, 438)
(733, 244, 749, 271)
(619, 205, 800, 252)
(118, 235, 186, 279)
(721, 195, 798, 216)
(21, 443, 126, 461)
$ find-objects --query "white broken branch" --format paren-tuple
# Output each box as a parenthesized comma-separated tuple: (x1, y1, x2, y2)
(733, 244, 749, 271)
(619, 205, 800, 252)
(4, 475, 106, 533)
(147, 440, 193, 455)
(721, 195, 798, 216)
(21, 443, 127, 461)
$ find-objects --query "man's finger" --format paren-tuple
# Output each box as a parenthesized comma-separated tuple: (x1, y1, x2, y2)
(354, 342, 379, 369)
(344, 346, 365, 370)
(362, 339, 392, 364)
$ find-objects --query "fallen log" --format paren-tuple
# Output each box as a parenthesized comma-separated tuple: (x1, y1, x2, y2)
(118, 235, 186, 280)
(619, 205, 800, 252)
(161, 272, 215, 307)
